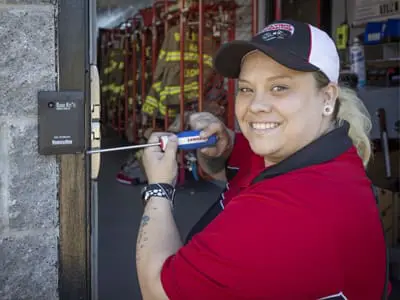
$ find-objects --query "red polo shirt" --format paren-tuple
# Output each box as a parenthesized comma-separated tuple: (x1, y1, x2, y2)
(161, 133, 387, 299)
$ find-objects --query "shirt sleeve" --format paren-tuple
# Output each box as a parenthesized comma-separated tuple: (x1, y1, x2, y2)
(160, 190, 343, 300)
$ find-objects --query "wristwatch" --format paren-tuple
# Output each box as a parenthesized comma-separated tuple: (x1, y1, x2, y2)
(141, 183, 176, 208)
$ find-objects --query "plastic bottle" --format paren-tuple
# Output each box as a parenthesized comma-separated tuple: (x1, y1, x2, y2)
(349, 37, 366, 87)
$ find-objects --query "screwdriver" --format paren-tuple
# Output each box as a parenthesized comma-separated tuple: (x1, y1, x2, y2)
(86, 130, 217, 154)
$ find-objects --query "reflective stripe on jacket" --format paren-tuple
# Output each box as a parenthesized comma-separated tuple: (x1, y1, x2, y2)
(142, 25, 218, 117)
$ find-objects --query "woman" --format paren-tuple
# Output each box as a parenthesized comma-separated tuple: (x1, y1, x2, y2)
(136, 20, 388, 300)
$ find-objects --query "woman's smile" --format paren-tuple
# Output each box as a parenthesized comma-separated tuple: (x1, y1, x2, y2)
(248, 121, 282, 135)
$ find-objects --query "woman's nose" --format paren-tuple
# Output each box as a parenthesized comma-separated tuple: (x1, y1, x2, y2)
(248, 92, 272, 114)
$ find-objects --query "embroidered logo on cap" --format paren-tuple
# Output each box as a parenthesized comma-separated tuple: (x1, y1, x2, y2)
(260, 23, 295, 41)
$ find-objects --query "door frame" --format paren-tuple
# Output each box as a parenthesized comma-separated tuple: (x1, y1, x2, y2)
(57, 0, 92, 299)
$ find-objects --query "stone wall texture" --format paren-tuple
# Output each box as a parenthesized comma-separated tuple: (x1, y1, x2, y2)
(0, 2, 59, 300)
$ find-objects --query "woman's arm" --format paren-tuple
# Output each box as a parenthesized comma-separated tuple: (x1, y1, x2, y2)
(136, 196, 182, 300)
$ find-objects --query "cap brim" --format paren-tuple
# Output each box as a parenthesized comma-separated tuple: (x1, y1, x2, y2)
(213, 40, 320, 79)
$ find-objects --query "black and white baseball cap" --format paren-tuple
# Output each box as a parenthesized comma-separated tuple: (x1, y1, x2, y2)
(214, 19, 340, 83)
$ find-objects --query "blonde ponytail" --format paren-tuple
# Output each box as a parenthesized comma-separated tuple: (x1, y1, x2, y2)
(314, 71, 373, 167)
(335, 86, 373, 167)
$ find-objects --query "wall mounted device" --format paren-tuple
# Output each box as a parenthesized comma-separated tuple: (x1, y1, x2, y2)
(38, 91, 85, 155)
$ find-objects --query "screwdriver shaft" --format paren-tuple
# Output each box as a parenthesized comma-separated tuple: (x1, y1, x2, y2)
(87, 142, 161, 154)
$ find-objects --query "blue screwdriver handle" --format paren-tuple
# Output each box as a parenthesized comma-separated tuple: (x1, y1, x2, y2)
(177, 130, 217, 150)
(159, 130, 217, 151)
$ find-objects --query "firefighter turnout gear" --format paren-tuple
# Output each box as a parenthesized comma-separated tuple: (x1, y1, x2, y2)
(142, 25, 218, 118)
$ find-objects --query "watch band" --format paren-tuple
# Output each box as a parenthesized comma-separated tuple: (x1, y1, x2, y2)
(141, 183, 176, 208)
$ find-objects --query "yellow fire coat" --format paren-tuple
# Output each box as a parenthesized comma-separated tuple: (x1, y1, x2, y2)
(142, 25, 218, 117)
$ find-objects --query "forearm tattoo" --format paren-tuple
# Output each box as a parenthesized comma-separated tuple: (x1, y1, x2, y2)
(136, 214, 150, 263)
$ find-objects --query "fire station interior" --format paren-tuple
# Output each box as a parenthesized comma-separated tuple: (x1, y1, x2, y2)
(94, 0, 400, 299)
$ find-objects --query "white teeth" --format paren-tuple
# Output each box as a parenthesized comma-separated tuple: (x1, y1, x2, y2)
(250, 122, 280, 130)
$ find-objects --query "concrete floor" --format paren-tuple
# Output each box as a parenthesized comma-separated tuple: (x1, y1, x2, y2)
(97, 135, 400, 300)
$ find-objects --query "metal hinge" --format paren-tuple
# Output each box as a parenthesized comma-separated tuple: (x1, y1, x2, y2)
(90, 64, 101, 180)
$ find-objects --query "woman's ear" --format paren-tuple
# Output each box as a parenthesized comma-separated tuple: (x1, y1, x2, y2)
(322, 83, 339, 107)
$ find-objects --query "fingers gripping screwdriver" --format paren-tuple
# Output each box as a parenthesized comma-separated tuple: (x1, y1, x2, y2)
(86, 130, 217, 154)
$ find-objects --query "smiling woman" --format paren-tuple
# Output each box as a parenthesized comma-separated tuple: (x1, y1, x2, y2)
(234, 52, 372, 169)
(135, 19, 389, 300)
(235, 53, 339, 166)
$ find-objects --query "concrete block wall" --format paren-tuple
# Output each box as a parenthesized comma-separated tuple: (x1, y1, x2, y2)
(0, 2, 59, 300)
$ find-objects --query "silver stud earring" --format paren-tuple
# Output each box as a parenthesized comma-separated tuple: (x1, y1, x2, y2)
(323, 105, 334, 116)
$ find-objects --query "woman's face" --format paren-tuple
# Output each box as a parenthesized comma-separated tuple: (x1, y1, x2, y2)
(235, 51, 336, 166)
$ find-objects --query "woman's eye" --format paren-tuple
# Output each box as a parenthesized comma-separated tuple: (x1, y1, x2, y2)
(271, 85, 288, 93)
(238, 87, 252, 93)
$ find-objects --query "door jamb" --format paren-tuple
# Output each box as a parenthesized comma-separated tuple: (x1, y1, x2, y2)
(57, 0, 91, 299)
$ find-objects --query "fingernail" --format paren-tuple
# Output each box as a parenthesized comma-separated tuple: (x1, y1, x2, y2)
(200, 131, 206, 138)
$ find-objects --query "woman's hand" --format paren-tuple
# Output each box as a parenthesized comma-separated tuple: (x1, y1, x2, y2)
(189, 112, 234, 158)
(142, 132, 179, 186)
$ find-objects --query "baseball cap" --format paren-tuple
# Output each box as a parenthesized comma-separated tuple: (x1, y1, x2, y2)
(213, 19, 340, 83)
